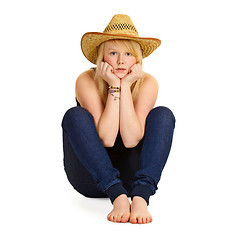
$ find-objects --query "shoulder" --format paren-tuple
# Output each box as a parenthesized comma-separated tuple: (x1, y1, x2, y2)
(141, 72, 159, 89)
(75, 69, 98, 97)
(136, 72, 159, 97)
(76, 69, 95, 86)
(133, 72, 159, 129)
(75, 69, 104, 124)
(134, 72, 158, 105)
(75, 68, 100, 105)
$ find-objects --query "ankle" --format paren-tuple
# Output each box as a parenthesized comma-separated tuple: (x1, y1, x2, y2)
(132, 196, 148, 206)
(113, 194, 129, 205)
(130, 185, 152, 205)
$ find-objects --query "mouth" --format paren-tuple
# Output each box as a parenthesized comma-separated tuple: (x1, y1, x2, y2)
(115, 68, 126, 72)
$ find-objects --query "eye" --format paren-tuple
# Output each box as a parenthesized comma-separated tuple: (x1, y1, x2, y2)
(110, 52, 117, 56)
(126, 52, 132, 56)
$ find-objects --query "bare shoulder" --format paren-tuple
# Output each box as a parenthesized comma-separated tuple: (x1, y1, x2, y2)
(135, 72, 159, 102)
(134, 72, 159, 120)
(132, 72, 159, 133)
(76, 69, 95, 88)
(75, 69, 104, 124)
(141, 72, 159, 89)
(75, 69, 98, 98)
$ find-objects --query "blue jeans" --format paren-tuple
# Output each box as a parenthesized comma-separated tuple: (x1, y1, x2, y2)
(61, 106, 175, 204)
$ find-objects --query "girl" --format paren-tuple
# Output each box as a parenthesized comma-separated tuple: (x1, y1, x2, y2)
(61, 14, 175, 224)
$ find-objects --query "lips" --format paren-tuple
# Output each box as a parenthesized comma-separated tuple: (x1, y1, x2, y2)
(116, 68, 126, 71)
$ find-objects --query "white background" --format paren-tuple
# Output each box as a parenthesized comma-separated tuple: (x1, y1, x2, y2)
(1, 0, 239, 239)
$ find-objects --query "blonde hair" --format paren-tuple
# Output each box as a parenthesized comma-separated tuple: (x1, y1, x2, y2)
(94, 39, 143, 105)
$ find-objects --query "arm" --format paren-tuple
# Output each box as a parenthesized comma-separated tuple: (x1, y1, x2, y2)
(75, 66, 120, 147)
(119, 66, 158, 148)
(97, 89, 120, 147)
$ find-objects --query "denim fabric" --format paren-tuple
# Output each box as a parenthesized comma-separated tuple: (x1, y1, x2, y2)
(130, 107, 176, 199)
(61, 106, 175, 204)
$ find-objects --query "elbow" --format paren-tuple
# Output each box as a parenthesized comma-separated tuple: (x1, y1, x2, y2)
(123, 142, 138, 148)
(122, 139, 141, 148)
(101, 137, 116, 148)
(98, 128, 116, 147)
(121, 131, 144, 148)
(103, 141, 115, 148)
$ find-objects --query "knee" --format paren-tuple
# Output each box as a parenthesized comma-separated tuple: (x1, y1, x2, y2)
(147, 106, 176, 127)
(61, 106, 94, 129)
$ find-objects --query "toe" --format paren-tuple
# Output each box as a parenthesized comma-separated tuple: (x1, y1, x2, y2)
(130, 217, 137, 224)
(116, 215, 122, 222)
(147, 217, 152, 223)
(108, 214, 113, 222)
(137, 217, 143, 224)
(113, 215, 118, 222)
(142, 218, 147, 224)
(121, 214, 129, 223)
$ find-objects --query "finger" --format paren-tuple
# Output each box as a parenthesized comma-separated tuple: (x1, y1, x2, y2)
(128, 64, 137, 75)
(99, 62, 108, 77)
(106, 64, 113, 73)
(133, 63, 143, 76)
(104, 63, 114, 75)
(135, 63, 142, 72)
(102, 62, 108, 72)
(97, 62, 105, 77)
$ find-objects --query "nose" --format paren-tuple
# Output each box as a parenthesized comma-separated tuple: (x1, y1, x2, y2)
(117, 53, 124, 65)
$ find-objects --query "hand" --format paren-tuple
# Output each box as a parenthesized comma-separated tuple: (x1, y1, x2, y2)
(97, 62, 120, 86)
(121, 63, 143, 87)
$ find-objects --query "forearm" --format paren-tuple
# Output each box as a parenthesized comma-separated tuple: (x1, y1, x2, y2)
(97, 92, 120, 147)
(119, 81, 144, 148)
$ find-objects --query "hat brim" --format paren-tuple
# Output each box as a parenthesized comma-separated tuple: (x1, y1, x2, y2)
(81, 32, 161, 64)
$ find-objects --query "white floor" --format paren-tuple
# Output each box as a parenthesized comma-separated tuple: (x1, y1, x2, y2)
(1, 130, 239, 239)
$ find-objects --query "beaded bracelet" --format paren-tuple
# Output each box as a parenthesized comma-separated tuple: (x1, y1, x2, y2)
(108, 86, 121, 90)
(108, 89, 120, 94)
(108, 86, 120, 100)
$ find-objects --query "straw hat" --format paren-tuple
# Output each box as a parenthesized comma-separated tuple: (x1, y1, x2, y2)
(81, 14, 161, 64)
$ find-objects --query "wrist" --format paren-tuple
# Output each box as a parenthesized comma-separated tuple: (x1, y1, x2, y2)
(108, 78, 120, 87)
(120, 80, 131, 89)
(108, 91, 120, 101)
(108, 85, 121, 101)
(108, 85, 120, 95)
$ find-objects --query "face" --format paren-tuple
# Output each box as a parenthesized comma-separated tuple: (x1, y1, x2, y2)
(103, 40, 137, 79)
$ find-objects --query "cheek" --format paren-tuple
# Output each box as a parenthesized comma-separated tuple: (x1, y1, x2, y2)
(103, 56, 113, 65)
(128, 58, 137, 67)
(130, 56, 137, 64)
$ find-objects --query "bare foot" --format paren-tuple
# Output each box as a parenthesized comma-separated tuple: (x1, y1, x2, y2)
(130, 196, 152, 224)
(107, 194, 130, 223)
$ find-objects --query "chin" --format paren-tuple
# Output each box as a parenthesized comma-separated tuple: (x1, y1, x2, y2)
(115, 73, 127, 79)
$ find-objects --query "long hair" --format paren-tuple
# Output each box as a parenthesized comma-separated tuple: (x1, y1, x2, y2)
(94, 39, 143, 105)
